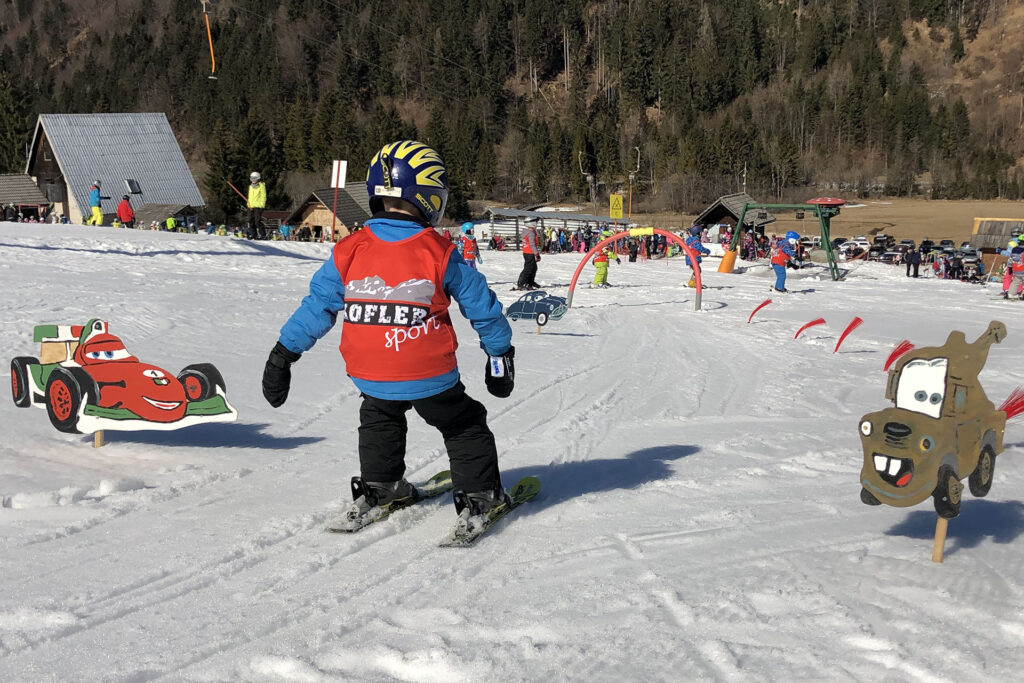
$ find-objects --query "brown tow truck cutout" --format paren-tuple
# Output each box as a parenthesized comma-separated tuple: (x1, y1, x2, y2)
(859, 321, 1007, 519)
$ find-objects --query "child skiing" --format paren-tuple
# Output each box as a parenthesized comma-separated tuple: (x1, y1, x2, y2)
(684, 225, 710, 287)
(1000, 239, 1024, 298)
(591, 246, 620, 287)
(459, 222, 483, 270)
(261, 140, 517, 540)
(771, 231, 799, 293)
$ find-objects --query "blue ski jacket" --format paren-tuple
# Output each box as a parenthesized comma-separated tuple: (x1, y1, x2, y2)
(278, 215, 512, 401)
(684, 234, 710, 267)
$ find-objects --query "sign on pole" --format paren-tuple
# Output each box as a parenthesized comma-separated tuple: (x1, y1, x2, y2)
(609, 193, 624, 219)
(331, 160, 347, 189)
(329, 160, 347, 242)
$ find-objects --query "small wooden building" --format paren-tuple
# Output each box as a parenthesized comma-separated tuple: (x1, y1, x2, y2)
(693, 192, 775, 233)
(134, 204, 200, 230)
(970, 217, 1024, 252)
(284, 185, 371, 240)
(0, 174, 50, 219)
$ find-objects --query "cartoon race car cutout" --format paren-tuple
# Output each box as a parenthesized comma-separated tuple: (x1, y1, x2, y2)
(858, 321, 1007, 519)
(505, 291, 567, 326)
(10, 319, 237, 434)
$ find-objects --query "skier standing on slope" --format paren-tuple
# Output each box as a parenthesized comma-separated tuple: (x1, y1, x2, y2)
(459, 222, 483, 270)
(516, 218, 541, 290)
(591, 246, 619, 287)
(261, 140, 516, 535)
(771, 230, 799, 293)
(684, 225, 710, 288)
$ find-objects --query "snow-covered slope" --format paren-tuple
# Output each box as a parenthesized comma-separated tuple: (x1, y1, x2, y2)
(1, 223, 1023, 681)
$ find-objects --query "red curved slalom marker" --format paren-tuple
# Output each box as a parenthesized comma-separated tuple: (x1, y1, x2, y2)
(998, 386, 1024, 420)
(834, 317, 864, 353)
(883, 340, 915, 371)
(795, 318, 826, 340)
(748, 299, 772, 324)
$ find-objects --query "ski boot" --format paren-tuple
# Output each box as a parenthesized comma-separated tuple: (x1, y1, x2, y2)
(343, 477, 419, 531)
(451, 487, 512, 538)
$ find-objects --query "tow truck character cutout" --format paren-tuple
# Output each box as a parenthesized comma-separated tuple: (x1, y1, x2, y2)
(11, 319, 237, 434)
(859, 321, 1008, 519)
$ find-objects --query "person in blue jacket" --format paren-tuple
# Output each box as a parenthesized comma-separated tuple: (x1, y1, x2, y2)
(85, 180, 109, 226)
(684, 225, 710, 287)
(261, 140, 515, 536)
(771, 231, 799, 292)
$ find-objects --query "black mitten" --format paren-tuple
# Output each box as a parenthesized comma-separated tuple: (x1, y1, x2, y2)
(484, 347, 515, 398)
(262, 342, 302, 407)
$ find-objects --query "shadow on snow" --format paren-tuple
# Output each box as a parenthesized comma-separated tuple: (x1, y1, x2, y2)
(88, 422, 326, 449)
(501, 444, 700, 510)
(885, 499, 1024, 556)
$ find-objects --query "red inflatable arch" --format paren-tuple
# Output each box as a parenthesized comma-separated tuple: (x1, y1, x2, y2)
(566, 228, 704, 311)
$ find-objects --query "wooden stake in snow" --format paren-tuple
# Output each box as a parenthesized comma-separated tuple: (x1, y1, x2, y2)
(94, 430, 105, 448)
(932, 516, 948, 563)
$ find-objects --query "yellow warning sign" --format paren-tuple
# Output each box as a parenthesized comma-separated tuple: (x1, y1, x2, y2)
(609, 194, 624, 219)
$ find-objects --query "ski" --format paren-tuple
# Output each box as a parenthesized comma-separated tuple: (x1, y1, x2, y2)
(326, 469, 453, 533)
(439, 476, 541, 548)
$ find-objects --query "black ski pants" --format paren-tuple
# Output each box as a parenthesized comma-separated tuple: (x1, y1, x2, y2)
(248, 207, 264, 239)
(358, 381, 501, 493)
(517, 253, 538, 288)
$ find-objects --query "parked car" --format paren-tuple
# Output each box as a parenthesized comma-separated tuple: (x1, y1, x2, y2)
(867, 245, 887, 261)
(919, 238, 935, 253)
(873, 234, 896, 249)
(898, 239, 916, 250)
(879, 250, 903, 264)
(939, 239, 956, 248)
(960, 247, 980, 266)
(831, 237, 849, 249)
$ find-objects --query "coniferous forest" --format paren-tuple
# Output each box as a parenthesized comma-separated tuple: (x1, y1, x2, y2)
(1, 0, 1022, 222)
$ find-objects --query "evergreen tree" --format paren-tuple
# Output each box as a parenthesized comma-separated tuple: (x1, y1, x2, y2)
(0, 70, 30, 173)
(203, 121, 243, 223)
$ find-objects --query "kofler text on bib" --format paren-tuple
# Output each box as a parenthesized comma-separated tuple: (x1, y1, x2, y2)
(333, 228, 458, 381)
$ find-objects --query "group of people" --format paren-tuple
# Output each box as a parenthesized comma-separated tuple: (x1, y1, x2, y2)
(2, 204, 64, 224)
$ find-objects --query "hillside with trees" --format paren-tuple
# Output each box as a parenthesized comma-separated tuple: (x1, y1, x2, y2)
(1, 0, 1022, 221)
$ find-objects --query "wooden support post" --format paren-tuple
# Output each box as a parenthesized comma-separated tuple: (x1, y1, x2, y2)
(94, 430, 105, 448)
(932, 515, 948, 563)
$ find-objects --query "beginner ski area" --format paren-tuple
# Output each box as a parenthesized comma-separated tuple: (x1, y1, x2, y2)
(1, 223, 1022, 681)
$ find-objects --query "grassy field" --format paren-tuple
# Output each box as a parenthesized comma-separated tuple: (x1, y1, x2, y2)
(630, 199, 1024, 243)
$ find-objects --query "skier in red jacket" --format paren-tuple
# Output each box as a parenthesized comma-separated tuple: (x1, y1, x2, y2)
(115, 196, 135, 229)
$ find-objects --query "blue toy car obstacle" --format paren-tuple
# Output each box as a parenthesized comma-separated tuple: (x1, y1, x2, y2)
(505, 291, 567, 326)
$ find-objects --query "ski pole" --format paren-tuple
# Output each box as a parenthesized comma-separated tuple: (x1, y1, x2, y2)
(226, 180, 247, 202)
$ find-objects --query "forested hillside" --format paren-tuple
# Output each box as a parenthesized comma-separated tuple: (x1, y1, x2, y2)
(1, 0, 1021, 221)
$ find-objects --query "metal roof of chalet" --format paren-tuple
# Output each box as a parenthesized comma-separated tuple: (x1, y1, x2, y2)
(693, 192, 775, 228)
(285, 185, 371, 227)
(484, 207, 633, 225)
(26, 113, 204, 215)
(0, 174, 49, 205)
